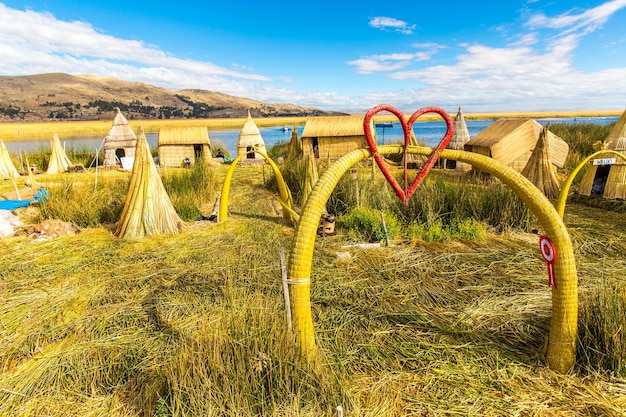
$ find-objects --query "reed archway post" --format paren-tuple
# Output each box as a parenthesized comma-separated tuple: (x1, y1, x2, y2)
(289, 145, 578, 373)
(555, 150, 626, 219)
(219, 150, 298, 223)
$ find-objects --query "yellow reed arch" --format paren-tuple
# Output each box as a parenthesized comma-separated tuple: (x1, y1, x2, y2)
(219, 150, 299, 223)
(555, 150, 626, 219)
(288, 145, 578, 373)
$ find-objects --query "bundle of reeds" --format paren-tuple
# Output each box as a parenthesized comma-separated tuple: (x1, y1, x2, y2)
(0, 140, 20, 179)
(45, 133, 72, 174)
(521, 124, 560, 199)
(115, 127, 183, 238)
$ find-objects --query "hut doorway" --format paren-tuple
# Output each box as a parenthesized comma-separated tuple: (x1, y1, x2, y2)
(246, 146, 255, 159)
(591, 165, 611, 195)
(194, 144, 203, 158)
(312, 138, 319, 158)
(115, 149, 125, 165)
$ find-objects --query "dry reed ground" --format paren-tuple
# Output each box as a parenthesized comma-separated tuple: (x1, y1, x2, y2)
(0, 165, 624, 416)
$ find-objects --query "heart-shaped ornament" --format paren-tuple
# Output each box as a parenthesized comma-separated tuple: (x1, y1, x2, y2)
(363, 104, 455, 204)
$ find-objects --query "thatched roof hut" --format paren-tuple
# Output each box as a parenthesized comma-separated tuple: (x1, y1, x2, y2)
(464, 118, 569, 172)
(441, 107, 471, 171)
(46, 133, 72, 174)
(115, 127, 183, 238)
(104, 108, 137, 167)
(301, 116, 373, 160)
(521, 125, 560, 199)
(578, 109, 626, 199)
(0, 140, 19, 179)
(158, 126, 212, 168)
(237, 111, 267, 161)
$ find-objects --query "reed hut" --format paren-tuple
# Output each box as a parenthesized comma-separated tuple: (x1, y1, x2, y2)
(0, 140, 20, 179)
(301, 116, 372, 160)
(237, 111, 267, 161)
(464, 118, 569, 172)
(158, 126, 212, 168)
(441, 107, 471, 171)
(578, 109, 626, 199)
(521, 125, 560, 199)
(115, 127, 183, 238)
(103, 108, 137, 167)
(46, 133, 72, 174)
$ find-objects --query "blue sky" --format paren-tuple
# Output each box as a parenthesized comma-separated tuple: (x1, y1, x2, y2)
(1, 0, 625, 113)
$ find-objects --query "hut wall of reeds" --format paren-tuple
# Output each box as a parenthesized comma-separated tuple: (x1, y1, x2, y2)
(464, 118, 569, 172)
(103, 108, 137, 167)
(578, 109, 626, 199)
(301, 116, 373, 160)
(158, 126, 212, 168)
(0, 140, 20, 179)
(46, 133, 72, 174)
(237, 111, 267, 161)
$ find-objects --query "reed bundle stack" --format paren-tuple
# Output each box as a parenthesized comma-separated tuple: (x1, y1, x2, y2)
(45, 133, 72, 174)
(521, 124, 560, 199)
(286, 127, 300, 161)
(0, 140, 19, 179)
(115, 127, 183, 238)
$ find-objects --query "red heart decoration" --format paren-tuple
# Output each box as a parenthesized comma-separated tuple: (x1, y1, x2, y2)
(363, 104, 455, 204)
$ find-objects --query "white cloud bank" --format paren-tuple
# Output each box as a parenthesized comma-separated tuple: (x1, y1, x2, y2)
(1, 2, 625, 112)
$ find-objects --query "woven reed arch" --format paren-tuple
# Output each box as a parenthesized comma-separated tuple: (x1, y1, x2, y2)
(555, 149, 626, 219)
(289, 145, 578, 373)
(219, 150, 298, 224)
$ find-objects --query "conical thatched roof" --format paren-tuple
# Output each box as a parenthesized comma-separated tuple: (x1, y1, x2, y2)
(449, 107, 470, 151)
(105, 108, 137, 143)
(237, 110, 267, 158)
(0, 140, 20, 179)
(606, 109, 626, 151)
(286, 127, 300, 161)
(521, 125, 560, 199)
(46, 133, 72, 174)
(115, 127, 183, 238)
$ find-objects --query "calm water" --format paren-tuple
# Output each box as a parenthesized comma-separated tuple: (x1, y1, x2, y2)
(4, 116, 619, 157)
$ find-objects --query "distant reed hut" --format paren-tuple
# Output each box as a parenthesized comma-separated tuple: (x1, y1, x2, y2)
(103, 108, 137, 168)
(521, 124, 560, 199)
(464, 118, 569, 173)
(441, 107, 471, 171)
(158, 126, 212, 167)
(237, 111, 267, 161)
(578, 109, 626, 199)
(301, 116, 373, 160)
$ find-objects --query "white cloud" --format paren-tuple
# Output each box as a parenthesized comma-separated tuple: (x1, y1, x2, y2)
(347, 44, 443, 74)
(0, 3, 270, 93)
(369, 16, 416, 34)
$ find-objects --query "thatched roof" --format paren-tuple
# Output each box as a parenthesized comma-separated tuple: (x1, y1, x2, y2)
(521, 125, 560, 199)
(46, 133, 72, 174)
(105, 108, 137, 143)
(606, 109, 626, 151)
(301, 116, 367, 138)
(448, 107, 470, 151)
(115, 127, 183, 239)
(158, 126, 211, 146)
(465, 118, 569, 167)
(0, 140, 20, 179)
(237, 110, 266, 149)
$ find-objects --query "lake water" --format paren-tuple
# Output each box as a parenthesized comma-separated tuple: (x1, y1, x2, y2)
(4, 116, 619, 157)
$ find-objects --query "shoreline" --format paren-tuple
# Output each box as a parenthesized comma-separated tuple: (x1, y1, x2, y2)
(0, 109, 622, 142)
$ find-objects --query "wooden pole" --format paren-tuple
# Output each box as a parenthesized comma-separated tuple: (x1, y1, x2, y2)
(280, 247, 293, 334)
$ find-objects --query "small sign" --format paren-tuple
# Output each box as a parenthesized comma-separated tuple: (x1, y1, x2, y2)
(539, 236, 557, 288)
(592, 158, 616, 165)
(120, 157, 135, 171)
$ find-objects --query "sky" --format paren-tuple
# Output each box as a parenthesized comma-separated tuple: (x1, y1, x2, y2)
(1, 0, 625, 113)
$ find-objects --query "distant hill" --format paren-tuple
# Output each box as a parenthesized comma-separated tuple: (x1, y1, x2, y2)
(0, 73, 348, 121)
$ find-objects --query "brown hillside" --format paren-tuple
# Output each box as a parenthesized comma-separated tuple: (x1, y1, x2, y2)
(0, 73, 346, 121)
